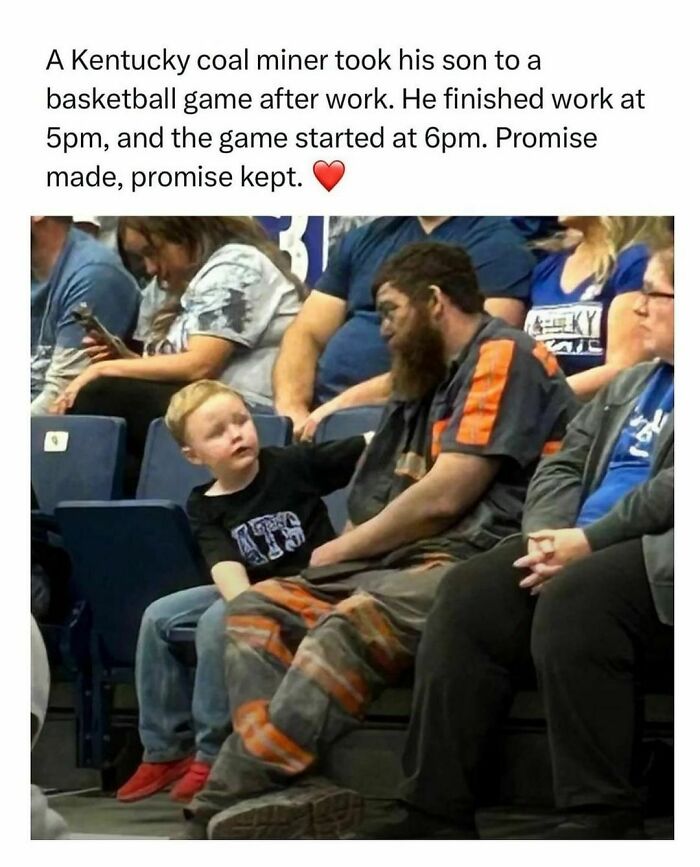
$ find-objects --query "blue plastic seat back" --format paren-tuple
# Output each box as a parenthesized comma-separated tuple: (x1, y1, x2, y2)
(314, 406, 385, 533)
(136, 415, 293, 507)
(55, 500, 206, 667)
(31, 416, 126, 514)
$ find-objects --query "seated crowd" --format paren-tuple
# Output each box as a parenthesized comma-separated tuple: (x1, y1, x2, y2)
(30, 215, 674, 840)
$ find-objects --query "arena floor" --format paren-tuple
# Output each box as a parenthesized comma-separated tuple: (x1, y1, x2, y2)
(48, 789, 673, 840)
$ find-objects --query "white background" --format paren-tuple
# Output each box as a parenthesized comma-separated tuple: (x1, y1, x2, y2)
(1, 0, 694, 862)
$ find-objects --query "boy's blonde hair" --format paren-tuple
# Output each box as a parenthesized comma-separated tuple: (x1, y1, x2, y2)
(165, 380, 246, 446)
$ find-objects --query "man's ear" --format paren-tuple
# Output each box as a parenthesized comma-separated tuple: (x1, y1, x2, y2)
(428, 285, 446, 315)
(181, 445, 202, 466)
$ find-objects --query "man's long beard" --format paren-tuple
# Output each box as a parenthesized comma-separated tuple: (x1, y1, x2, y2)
(390, 310, 448, 401)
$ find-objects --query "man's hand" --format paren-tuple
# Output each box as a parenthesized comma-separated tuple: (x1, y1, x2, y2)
(276, 404, 311, 441)
(309, 536, 349, 568)
(49, 362, 105, 414)
(298, 400, 338, 442)
(514, 528, 592, 594)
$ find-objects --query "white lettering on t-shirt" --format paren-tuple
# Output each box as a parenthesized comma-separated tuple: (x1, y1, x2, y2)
(628, 408, 669, 459)
(231, 511, 307, 566)
(525, 302, 603, 357)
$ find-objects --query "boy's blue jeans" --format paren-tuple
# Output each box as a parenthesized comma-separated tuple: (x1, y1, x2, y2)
(135, 586, 231, 765)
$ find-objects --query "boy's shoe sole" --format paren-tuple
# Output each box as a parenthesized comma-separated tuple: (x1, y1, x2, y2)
(207, 779, 363, 839)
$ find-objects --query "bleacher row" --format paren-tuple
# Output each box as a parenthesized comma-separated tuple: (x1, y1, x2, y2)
(31, 408, 672, 807)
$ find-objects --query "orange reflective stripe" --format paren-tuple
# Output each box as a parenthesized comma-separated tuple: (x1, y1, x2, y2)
(532, 342, 560, 377)
(293, 646, 370, 716)
(336, 594, 412, 677)
(431, 418, 450, 460)
(253, 579, 333, 628)
(234, 699, 315, 774)
(541, 439, 563, 456)
(457, 340, 516, 446)
(226, 614, 294, 666)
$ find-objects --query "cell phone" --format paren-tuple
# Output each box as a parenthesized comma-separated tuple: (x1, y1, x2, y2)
(71, 303, 129, 357)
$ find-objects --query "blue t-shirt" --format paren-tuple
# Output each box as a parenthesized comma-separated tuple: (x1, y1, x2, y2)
(576, 364, 674, 527)
(313, 216, 535, 405)
(31, 228, 140, 398)
(524, 243, 649, 376)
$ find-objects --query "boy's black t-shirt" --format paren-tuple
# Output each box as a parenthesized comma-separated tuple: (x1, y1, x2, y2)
(186, 437, 366, 582)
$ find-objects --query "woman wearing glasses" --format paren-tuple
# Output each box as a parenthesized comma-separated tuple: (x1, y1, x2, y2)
(524, 216, 670, 399)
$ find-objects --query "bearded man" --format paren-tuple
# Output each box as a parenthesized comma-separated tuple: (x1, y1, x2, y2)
(177, 241, 579, 840)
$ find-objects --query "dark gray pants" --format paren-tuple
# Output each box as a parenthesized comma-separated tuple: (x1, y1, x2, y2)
(189, 562, 453, 820)
(401, 537, 672, 823)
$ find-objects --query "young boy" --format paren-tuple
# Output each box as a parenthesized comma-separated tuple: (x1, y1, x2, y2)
(117, 380, 368, 804)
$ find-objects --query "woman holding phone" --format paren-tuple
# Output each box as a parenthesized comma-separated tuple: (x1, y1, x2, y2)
(51, 216, 303, 486)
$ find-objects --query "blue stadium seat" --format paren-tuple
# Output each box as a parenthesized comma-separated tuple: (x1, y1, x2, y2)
(54, 413, 292, 767)
(31, 415, 126, 766)
(31, 415, 126, 514)
(314, 406, 385, 532)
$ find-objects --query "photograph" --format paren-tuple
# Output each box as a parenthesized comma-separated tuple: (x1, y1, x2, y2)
(30, 214, 674, 840)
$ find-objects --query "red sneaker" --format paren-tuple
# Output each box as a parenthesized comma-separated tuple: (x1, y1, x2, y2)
(169, 760, 212, 803)
(117, 757, 194, 802)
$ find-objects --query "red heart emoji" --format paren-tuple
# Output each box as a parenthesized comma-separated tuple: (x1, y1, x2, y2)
(313, 160, 345, 191)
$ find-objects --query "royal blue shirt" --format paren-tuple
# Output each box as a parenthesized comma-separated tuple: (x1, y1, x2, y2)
(313, 216, 535, 405)
(524, 243, 649, 376)
(577, 363, 674, 527)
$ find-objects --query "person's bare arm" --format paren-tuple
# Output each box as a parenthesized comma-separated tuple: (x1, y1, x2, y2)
(31, 346, 91, 415)
(310, 452, 499, 565)
(567, 292, 651, 400)
(484, 297, 527, 328)
(50, 335, 234, 413)
(211, 561, 251, 602)
(272, 290, 348, 433)
(299, 373, 391, 440)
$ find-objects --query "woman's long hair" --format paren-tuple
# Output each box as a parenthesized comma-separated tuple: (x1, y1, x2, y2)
(118, 216, 306, 344)
(537, 216, 672, 286)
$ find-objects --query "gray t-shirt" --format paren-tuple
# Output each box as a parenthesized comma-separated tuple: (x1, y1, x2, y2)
(139, 244, 300, 406)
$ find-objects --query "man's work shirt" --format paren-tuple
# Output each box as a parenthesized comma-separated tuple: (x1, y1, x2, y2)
(348, 316, 579, 565)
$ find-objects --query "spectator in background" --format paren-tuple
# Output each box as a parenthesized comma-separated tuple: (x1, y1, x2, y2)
(273, 216, 535, 440)
(49, 217, 303, 488)
(31, 216, 140, 415)
(524, 216, 670, 400)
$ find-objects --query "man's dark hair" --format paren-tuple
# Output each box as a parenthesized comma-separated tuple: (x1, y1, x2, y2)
(372, 241, 484, 314)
